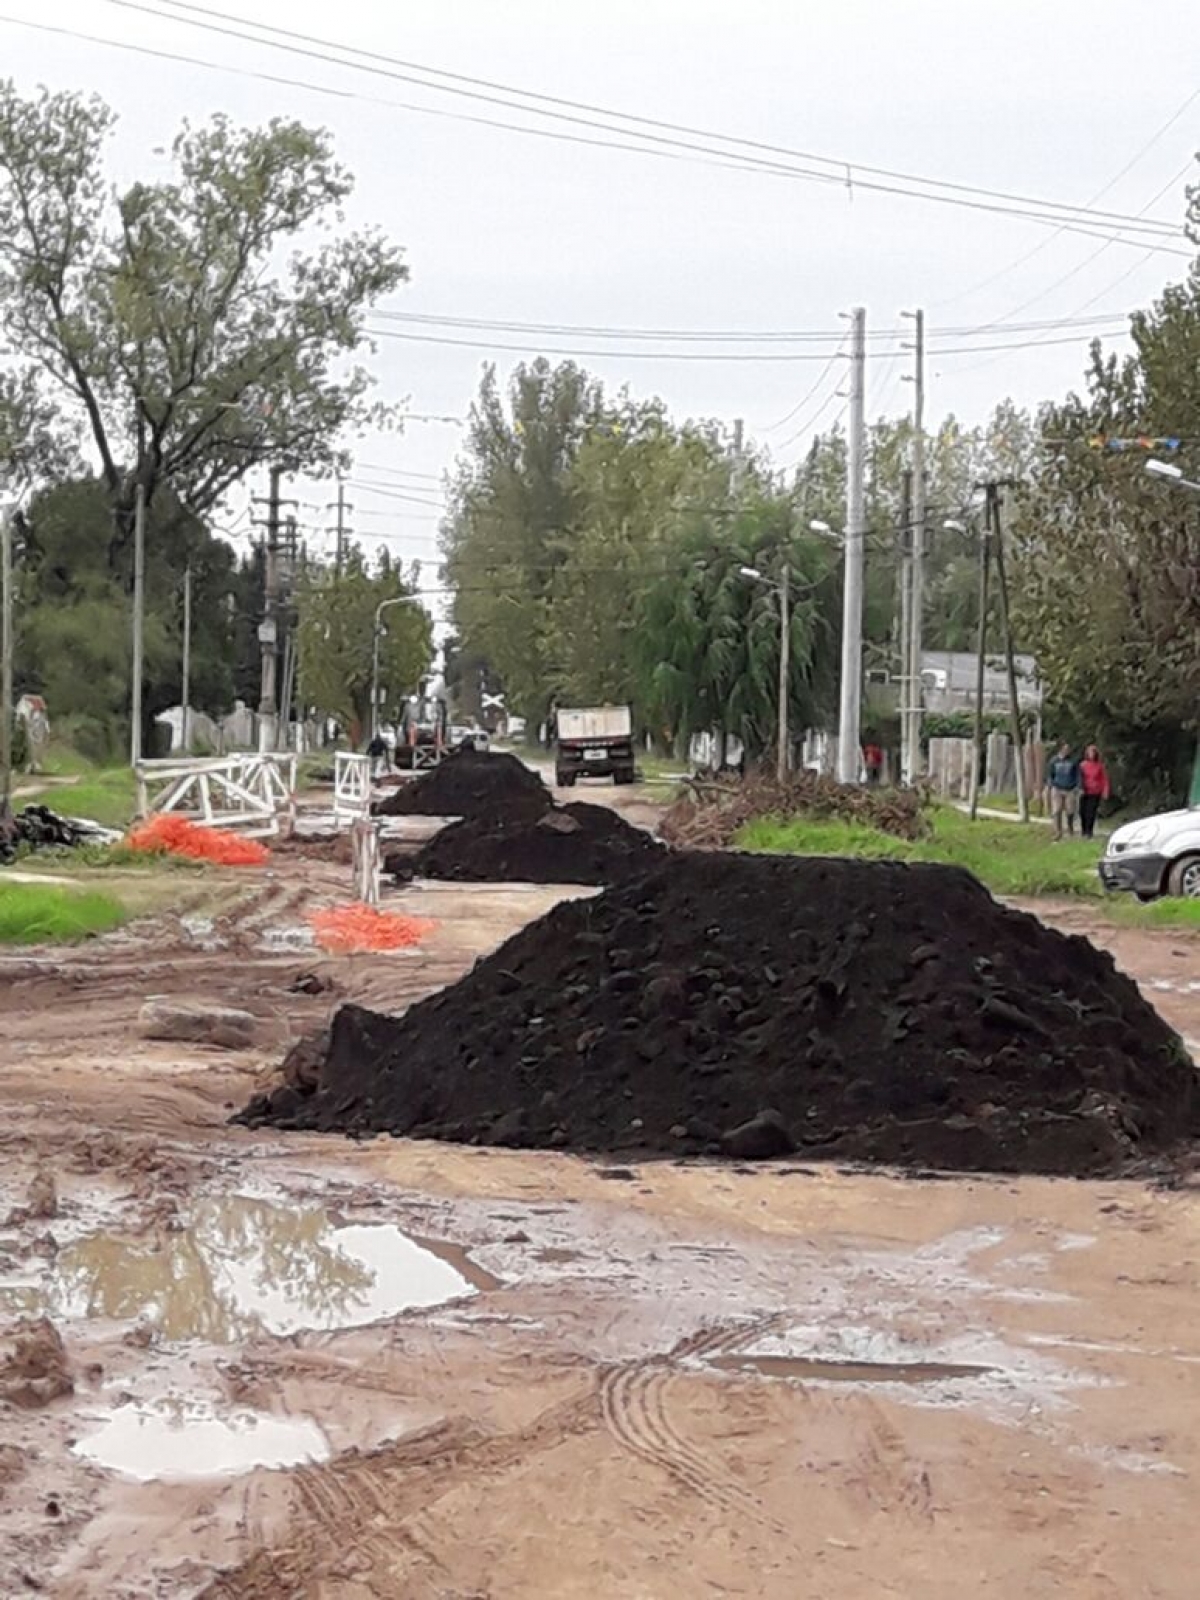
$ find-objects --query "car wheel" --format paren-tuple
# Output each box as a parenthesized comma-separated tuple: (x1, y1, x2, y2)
(1167, 854, 1200, 899)
(1136, 892, 1157, 904)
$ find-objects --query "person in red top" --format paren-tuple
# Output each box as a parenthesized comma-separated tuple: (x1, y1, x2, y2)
(862, 741, 884, 786)
(1078, 744, 1111, 840)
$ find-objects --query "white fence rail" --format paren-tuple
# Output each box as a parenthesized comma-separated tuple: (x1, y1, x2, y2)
(333, 751, 372, 824)
(135, 752, 298, 837)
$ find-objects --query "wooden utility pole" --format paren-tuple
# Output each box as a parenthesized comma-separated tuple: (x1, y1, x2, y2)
(989, 484, 1029, 822)
(1, 506, 13, 825)
(180, 562, 192, 754)
(130, 483, 146, 770)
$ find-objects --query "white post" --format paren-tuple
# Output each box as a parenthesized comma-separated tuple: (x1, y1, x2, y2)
(837, 306, 867, 783)
(0, 506, 12, 823)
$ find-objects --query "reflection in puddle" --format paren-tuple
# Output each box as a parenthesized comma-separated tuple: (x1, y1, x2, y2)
(75, 1397, 329, 1481)
(0, 1197, 487, 1342)
(712, 1354, 994, 1383)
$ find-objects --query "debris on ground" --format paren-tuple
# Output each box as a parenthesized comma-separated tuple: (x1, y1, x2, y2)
(391, 800, 666, 886)
(241, 851, 1198, 1177)
(372, 747, 552, 821)
(137, 998, 259, 1050)
(25, 1168, 57, 1221)
(126, 815, 271, 866)
(0, 1317, 73, 1409)
(660, 769, 930, 848)
(308, 904, 436, 954)
(0, 805, 121, 864)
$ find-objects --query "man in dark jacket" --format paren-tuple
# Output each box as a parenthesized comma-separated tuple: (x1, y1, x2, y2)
(1047, 742, 1081, 839)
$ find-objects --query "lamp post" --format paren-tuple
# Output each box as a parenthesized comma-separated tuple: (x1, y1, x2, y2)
(371, 595, 421, 738)
(1146, 457, 1200, 491)
(739, 564, 791, 782)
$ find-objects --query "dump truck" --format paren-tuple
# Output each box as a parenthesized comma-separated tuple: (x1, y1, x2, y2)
(554, 704, 637, 786)
(394, 682, 449, 770)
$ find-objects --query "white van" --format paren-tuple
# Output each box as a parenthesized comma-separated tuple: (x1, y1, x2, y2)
(1099, 808, 1200, 901)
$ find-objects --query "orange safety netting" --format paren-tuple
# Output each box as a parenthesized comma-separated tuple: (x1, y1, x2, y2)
(309, 904, 436, 954)
(126, 814, 272, 867)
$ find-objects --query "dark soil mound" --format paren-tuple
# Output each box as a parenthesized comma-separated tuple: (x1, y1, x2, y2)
(373, 748, 551, 820)
(394, 801, 666, 886)
(0, 805, 117, 864)
(239, 852, 1200, 1177)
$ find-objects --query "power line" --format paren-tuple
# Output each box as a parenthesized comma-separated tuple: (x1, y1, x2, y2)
(356, 460, 443, 482)
(759, 343, 846, 433)
(134, 0, 1186, 244)
(348, 479, 446, 507)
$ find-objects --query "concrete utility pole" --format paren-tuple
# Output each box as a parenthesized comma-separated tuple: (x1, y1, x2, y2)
(901, 309, 926, 785)
(181, 562, 192, 754)
(777, 563, 790, 783)
(335, 479, 347, 577)
(967, 504, 992, 822)
(1, 506, 13, 824)
(130, 483, 146, 770)
(988, 483, 1029, 822)
(258, 465, 282, 752)
(837, 305, 867, 783)
(897, 468, 913, 775)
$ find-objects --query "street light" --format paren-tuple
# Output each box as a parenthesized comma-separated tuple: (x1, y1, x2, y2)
(1146, 457, 1200, 490)
(371, 595, 423, 738)
(942, 518, 968, 534)
(737, 564, 791, 782)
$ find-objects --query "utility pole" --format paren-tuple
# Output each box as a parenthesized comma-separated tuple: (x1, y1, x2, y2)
(335, 479, 347, 577)
(777, 563, 790, 783)
(901, 309, 926, 785)
(837, 305, 867, 783)
(257, 465, 282, 752)
(989, 484, 1029, 822)
(897, 468, 913, 777)
(130, 483, 146, 770)
(1, 506, 13, 825)
(967, 503, 992, 822)
(181, 562, 192, 754)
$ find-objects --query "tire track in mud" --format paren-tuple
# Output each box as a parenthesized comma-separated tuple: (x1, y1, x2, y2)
(199, 1391, 600, 1598)
(597, 1317, 795, 1532)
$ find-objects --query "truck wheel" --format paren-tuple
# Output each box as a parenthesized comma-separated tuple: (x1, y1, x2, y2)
(613, 768, 635, 786)
(557, 771, 575, 787)
(1167, 854, 1200, 898)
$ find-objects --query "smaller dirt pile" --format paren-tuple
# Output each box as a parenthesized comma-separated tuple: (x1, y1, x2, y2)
(241, 852, 1199, 1177)
(392, 801, 666, 886)
(0, 805, 118, 864)
(661, 770, 929, 849)
(373, 748, 552, 820)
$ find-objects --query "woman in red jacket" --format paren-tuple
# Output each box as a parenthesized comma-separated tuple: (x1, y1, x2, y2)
(1079, 744, 1111, 840)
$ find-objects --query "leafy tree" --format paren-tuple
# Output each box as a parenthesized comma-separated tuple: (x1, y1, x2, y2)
(295, 553, 432, 743)
(635, 499, 839, 760)
(0, 82, 406, 544)
(441, 360, 601, 718)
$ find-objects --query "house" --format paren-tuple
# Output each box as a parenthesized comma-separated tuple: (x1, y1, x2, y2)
(918, 650, 1041, 716)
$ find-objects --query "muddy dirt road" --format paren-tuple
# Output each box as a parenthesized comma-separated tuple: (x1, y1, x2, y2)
(2, 826, 1199, 1597)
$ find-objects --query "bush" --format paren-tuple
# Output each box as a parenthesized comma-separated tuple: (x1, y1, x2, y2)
(660, 767, 931, 849)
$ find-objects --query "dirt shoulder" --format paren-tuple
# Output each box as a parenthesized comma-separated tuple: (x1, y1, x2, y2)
(1, 841, 1198, 1598)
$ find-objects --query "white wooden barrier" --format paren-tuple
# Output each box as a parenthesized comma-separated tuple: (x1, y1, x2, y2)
(333, 751, 372, 824)
(136, 752, 298, 837)
(351, 817, 381, 906)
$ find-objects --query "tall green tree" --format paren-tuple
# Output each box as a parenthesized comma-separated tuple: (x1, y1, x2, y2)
(295, 553, 432, 743)
(0, 83, 406, 544)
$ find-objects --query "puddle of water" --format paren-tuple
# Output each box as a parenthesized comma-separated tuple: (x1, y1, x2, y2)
(75, 1397, 329, 1482)
(0, 1197, 487, 1342)
(712, 1353, 994, 1383)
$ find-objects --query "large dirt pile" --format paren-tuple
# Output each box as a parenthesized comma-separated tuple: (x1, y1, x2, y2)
(393, 801, 666, 886)
(240, 853, 1199, 1177)
(661, 770, 930, 848)
(373, 748, 552, 820)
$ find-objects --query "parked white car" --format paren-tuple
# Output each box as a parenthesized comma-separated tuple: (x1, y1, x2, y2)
(1099, 807, 1200, 901)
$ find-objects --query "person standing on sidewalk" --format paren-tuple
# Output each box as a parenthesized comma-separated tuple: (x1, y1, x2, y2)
(1047, 742, 1082, 839)
(1078, 744, 1111, 840)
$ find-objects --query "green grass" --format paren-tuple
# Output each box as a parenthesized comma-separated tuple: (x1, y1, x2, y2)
(0, 881, 127, 944)
(738, 805, 1176, 909)
(18, 767, 137, 830)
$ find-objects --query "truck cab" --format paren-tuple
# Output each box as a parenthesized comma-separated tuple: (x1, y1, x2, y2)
(554, 704, 637, 787)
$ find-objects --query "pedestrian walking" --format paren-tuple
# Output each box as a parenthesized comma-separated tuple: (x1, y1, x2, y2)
(862, 741, 883, 787)
(1079, 744, 1111, 840)
(1047, 742, 1081, 839)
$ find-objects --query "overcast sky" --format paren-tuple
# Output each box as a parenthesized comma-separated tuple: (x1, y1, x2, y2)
(3, 0, 1197, 587)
